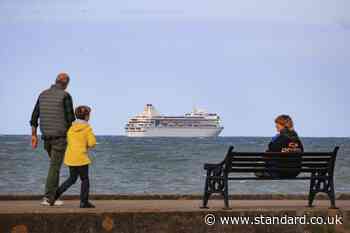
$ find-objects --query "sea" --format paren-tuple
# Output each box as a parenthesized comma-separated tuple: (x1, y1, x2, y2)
(0, 135, 349, 195)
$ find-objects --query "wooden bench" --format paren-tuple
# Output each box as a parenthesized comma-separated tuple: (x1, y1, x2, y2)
(201, 146, 340, 209)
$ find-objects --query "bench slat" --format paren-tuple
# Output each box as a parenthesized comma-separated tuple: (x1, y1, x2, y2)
(228, 168, 328, 173)
(208, 176, 330, 180)
(230, 162, 329, 168)
(232, 152, 333, 157)
(230, 157, 331, 162)
(227, 177, 312, 180)
(301, 158, 332, 162)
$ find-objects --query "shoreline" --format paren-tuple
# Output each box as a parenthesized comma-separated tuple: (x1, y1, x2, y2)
(1, 134, 349, 138)
(1, 192, 350, 200)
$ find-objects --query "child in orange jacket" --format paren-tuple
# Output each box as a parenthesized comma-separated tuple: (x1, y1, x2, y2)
(49, 105, 96, 208)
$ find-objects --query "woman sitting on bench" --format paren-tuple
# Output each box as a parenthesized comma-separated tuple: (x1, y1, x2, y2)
(268, 114, 304, 153)
(256, 114, 304, 178)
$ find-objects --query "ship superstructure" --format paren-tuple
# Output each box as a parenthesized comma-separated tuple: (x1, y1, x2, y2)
(125, 104, 223, 137)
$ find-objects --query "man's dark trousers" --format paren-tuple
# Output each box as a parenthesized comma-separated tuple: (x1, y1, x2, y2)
(43, 137, 67, 198)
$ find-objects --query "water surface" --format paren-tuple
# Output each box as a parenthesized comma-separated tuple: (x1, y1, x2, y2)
(0, 135, 348, 194)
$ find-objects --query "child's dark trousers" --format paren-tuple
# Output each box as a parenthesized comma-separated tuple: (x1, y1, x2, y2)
(55, 165, 90, 203)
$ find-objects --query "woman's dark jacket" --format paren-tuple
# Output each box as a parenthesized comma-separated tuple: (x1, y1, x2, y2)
(266, 128, 304, 178)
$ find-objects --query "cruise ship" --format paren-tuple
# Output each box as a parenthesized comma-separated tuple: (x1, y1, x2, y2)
(125, 104, 224, 137)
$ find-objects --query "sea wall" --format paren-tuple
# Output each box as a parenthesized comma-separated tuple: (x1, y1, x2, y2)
(0, 194, 349, 233)
(1, 209, 349, 233)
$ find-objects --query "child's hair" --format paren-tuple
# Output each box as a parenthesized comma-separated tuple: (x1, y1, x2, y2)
(75, 105, 91, 120)
(275, 114, 294, 130)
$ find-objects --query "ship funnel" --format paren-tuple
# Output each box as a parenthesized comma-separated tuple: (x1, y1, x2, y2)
(142, 104, 160, 117)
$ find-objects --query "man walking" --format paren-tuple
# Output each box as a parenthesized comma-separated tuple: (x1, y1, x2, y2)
(30, 73, 75, 206)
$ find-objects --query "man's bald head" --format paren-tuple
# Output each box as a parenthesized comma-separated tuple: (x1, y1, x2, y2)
(55, 73, 70, 89)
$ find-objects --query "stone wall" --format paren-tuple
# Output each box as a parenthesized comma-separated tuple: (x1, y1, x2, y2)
(1, 208, 349, 233)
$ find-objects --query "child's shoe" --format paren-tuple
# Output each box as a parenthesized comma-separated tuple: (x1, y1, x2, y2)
(80, 201, 95, 208)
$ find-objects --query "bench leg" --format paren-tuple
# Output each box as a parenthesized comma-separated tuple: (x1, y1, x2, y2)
(308, 176, 316, 207)
(201, 192, 211, 209)
(201, 176, 210, 209)
(223, 175, 231, 210)
(201, 169, 226, 209)
(327, 178, 337, 209)
(308, 191, 316, 208)
(308, 174, 337, 209)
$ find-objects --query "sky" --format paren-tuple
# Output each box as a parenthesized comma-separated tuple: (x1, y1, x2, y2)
(0, 0, 349, 137)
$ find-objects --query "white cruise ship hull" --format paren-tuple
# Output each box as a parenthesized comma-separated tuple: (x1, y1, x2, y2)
(127, 127, 223, 137)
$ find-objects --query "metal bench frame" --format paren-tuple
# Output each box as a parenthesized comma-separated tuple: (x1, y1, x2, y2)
(201, 146, 340, 209)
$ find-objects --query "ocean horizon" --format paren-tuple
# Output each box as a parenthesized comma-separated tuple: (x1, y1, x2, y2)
(1, 134, 348, 138)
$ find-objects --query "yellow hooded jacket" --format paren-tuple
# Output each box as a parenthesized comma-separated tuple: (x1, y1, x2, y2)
(64, 120, 96, 166)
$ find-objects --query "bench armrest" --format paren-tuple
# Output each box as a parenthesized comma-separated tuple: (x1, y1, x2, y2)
(203, 146, 233, 173)
(204, 161, 225, 170)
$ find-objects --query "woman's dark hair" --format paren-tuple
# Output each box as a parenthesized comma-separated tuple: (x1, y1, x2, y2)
(75, 105, 91, 120)
(275, 114, 294, 130)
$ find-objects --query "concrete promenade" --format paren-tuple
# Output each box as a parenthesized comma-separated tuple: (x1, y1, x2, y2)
(0, 194, 349, 233)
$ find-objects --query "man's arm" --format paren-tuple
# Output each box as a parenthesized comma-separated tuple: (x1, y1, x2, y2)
(64, 93, 76, 127)
(30, 98, 40, 130)
(30, 98, 40, 149)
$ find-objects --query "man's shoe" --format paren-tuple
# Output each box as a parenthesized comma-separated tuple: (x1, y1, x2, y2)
(41, 197, 64, 206)
(54, 199, 64, 206)
(40, 197, 50, 206)
(48, 196, 56, 206)
(80, 202, 95, 208)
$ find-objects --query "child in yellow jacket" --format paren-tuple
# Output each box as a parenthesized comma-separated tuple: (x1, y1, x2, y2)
(49, 105, 96, 208)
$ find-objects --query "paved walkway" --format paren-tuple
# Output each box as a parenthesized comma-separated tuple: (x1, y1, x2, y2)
(1, 199, 349, 214)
